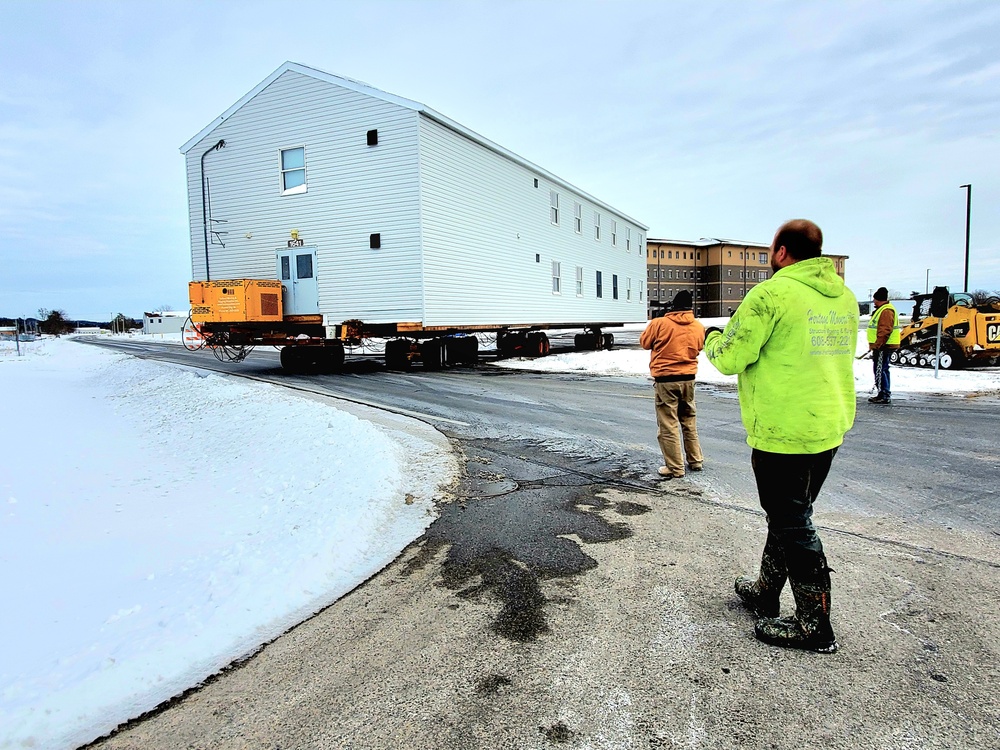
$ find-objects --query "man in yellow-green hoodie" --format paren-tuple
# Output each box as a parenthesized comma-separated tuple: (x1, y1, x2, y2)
(704, 219, 857, 654)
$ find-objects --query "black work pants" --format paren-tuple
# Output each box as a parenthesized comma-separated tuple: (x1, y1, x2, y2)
(751, 448, 837, 578)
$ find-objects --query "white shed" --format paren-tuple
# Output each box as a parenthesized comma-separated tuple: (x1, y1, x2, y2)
(142, 311, 188, 336)
(181, 62, 647, 335)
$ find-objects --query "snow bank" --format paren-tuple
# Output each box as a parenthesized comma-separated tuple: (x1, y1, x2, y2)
(0, 338, 457, 750)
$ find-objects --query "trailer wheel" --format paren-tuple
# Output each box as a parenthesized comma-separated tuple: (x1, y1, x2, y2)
(602, 333, 615, 350)
(421, 339, 446, 370)
(385, 339, 412, 371)
(449, 335, 478, 365)
(527, 331, 549, 357)
(280, 346, 306, 374)
(889, 350, 900, 365)
(319, 341, 345, 373)
(497, 331, 525, 358)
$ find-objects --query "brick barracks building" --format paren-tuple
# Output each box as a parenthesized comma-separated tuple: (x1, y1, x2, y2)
(646, 238, 847, 318)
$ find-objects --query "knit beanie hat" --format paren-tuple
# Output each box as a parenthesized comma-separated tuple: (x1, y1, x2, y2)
(672, 290, 693, 310)
(873, 287, 888, 301)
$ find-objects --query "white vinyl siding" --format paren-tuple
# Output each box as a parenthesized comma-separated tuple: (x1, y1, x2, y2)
(183, 70, 423, 322)
(418, 117, 644, 326)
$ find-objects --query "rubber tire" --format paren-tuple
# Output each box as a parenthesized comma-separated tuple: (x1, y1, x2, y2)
(937, 342, 965, 370)
(527, 332, 550, 357)
(498, 331, 525, 358)
(385, 339, 412, 371)
(452, 336, 478, 365)
(421, 339, 446, 370)
(319, 342, 345, 374)
(602, 333, 615, 350)
(280, 346, 306, 374)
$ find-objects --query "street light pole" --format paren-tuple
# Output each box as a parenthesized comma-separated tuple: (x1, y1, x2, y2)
(925, 268, 930, 294)
(960, 183, 971, 293)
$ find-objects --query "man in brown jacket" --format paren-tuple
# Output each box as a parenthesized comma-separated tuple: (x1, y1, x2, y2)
(640, 290, 706, 479)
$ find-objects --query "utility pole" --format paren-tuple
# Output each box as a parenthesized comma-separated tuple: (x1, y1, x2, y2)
(925, 268, 930, 294)
(960, 184, 971, 293)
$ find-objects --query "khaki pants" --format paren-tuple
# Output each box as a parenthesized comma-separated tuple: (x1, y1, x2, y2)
(654, 380, 703, 476)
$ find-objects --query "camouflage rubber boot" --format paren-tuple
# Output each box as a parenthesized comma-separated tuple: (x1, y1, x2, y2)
(735, 539, 785, 618)
(754, 558, 838, 654)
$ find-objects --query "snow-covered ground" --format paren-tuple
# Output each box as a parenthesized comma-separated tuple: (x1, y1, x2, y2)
(495, 320, 1000, 398)
(0, 338, 458, 750)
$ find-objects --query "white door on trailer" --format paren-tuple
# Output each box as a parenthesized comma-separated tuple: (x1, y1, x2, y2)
(276, 248, 319, 315)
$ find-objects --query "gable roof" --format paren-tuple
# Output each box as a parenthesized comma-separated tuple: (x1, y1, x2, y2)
(181, 62, 646, 229)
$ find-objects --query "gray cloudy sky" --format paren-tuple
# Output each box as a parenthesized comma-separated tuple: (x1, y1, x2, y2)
(2, 0, 998, 320)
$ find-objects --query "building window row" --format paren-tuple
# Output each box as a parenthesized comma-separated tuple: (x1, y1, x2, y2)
(547, 264, 631, 302)
(545, 189, 639, 252)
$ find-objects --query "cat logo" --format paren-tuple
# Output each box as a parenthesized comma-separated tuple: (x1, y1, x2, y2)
(987, 322, 1000, 344)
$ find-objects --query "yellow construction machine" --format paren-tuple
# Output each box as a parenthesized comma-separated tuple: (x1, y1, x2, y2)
(892, 290, 1000, 369)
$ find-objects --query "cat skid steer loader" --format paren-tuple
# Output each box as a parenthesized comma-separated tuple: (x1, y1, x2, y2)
(891, 290, 1000, 369)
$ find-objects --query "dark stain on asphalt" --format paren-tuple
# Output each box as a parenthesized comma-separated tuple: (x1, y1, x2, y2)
(403, 438, 647, 642)
(615, 500, 651, 516)
(474, 673, 512, 696)
(541, 721, 574, 742)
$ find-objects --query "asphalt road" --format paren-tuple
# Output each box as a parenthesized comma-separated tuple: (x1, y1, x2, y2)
(84, 336, 1000, 534)
(79, 338, 1000, 750)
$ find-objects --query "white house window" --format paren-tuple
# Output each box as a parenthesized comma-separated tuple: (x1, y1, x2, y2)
(612, 274, 619, 300)
(550, 191, 560, 225)
(626, 277, 632, 301)
(576, 266, 584, 296)
(626, 227, 632, 252)
(574, 202, 583, 233)
(596, 270, 603, 298)
(611, 220, 618, 247)
(280, 146, 307, 195)
(594, 212, 601, 241)
(552, 261, 561, 293)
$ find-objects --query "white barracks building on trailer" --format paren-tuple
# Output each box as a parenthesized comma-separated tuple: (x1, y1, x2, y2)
(181, 62, 647, 370)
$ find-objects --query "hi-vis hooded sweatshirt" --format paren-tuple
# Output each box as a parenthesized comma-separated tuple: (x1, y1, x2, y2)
(704, 257, 858, 454)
